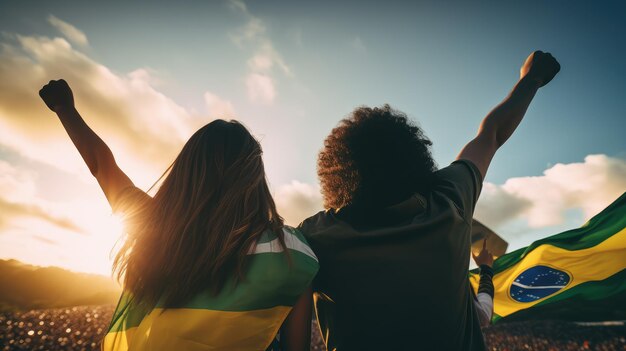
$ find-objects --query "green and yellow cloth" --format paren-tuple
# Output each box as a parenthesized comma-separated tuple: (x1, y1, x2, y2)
(103, 226, 318, 351)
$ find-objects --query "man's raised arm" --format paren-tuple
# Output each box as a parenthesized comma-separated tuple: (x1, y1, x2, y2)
(457, 51, 560, 179)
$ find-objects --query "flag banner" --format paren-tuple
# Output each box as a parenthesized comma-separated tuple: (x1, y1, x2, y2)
(470, 192, 626, 323)
(102, 227, 318, 351)
(471, 219, 508, 258)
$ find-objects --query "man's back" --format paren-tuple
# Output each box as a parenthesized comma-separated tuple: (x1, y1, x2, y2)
(302, 50, 560, 351)
(300, 160, 485, 351)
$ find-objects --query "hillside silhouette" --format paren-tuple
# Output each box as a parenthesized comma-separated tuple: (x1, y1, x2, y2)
(0, 259, 120, 311)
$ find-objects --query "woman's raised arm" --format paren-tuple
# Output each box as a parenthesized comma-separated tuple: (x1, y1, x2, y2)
(39, 79, 135, 210)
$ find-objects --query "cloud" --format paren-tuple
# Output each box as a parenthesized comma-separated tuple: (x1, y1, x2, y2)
(231, 17, 266, 46)
(204, 92, 235, 118)
(0, 197, 82, 233)
(474, 183, 532, 228)
(228, 0, 248, 13)
(272, 155, 626, 230)
(275, 181, 323, 226)
(248, 42, 291, 76)
(0, 31, 214, 187)
(0, 160, 37, 200)
(230, 1, 291, 105)
(244, 42, 290, 105)
(47, 15, 88, 47)
(270, 155, 624, 241)
(0, 154, 136, 274)
(0, 161, 82, 233)
(246, 73, 276, 105)
(475, 154, 626, 229)
(32, 235, 59, 245)
(248, 52, 274, 71)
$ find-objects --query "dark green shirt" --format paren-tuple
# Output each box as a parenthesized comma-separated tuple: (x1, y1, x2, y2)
(299, 160, 485, 351)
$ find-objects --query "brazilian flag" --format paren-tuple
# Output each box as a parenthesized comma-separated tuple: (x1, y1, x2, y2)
(470, 192, 626, 322)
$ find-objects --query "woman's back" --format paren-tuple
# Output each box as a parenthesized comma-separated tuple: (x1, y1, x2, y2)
(89, 120, 321, 350)
(104, 226, 318, 351)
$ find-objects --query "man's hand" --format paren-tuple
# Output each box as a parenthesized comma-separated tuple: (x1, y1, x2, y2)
(520, 51, 560, 88)
(39, 79, 74, 112)
(472, 239, 494, 268)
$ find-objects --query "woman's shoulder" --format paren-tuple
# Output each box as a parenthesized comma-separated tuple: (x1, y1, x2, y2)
(249, 226, 319, 287)
(282, 225, 309, 244)
(280, 226, 318, 263)
(251, 226, 317, 262)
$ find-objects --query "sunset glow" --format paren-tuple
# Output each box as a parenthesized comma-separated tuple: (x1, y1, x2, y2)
(0, 0, 624, 275)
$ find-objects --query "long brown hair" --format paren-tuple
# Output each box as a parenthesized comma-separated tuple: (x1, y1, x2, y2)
(113, 120, 284, 308)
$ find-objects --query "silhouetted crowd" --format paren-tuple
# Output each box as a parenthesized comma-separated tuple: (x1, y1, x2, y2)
(1, 305, 625, 350)
(482, 320, 626, 351)
(0, 305, 109, 351)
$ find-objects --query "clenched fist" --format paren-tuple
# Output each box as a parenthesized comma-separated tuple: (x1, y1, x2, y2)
(520, 51, 560, 88)
(39, 79, 74, 112)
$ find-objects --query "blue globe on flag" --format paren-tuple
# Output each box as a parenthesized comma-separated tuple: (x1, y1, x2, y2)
(510, 265, 570, 303)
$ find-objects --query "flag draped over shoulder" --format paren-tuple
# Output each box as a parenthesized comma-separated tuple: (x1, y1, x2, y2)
(102, 227, 319, 351)
(470, 192, 626, 323)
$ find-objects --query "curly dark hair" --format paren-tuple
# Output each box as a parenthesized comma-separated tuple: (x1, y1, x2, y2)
(318, 104, 437, 210)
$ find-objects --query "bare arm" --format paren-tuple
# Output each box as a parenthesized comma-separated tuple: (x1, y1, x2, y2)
(39, 79, 135, 208)
(280, 286, 313, 351)
(458, 51, 560, 178)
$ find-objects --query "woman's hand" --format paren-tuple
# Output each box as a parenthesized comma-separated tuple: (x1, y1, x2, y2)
(39, 79, 75, 112)
(472, 239, 494, 268)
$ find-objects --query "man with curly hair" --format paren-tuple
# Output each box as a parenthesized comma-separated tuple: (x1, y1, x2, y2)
(299, 51, 560, 351)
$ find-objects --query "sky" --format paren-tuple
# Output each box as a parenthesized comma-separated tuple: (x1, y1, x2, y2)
(0, 0, 624, 275)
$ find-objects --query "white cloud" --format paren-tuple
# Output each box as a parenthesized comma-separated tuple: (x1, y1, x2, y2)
(0, 157, 139, 274)
(0, 161, 81, 233)
(204, 92, 235, 118)
(256, 42, 291, 75)
(0, 160, 37, 201)
(47, 15, 89, 47)
(473, 183, 531, 228)
(228, 0, 248, 14)
(246, 73, 276, 104)
(475, 154, 626, 229)
(273, 156, 626, 231)
(231, 17, 266, 46)
(275, 181, 323, 226)
(248, 52, 273, 71)
(230, 1, 291, 105)
(0, 197, 82, 233)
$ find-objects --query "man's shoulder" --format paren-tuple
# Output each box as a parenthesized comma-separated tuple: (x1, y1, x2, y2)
(434, 159, 483, 184)
(298, 210, 336, 238)
(431, 159, 483, 222)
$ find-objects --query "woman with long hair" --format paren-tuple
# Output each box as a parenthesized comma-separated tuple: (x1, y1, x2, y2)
(39, 79, 319, 351)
